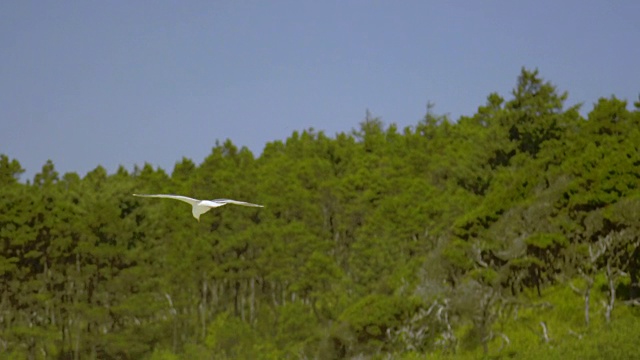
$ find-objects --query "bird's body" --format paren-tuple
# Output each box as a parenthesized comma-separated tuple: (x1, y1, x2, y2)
(133, 194, 263, 221)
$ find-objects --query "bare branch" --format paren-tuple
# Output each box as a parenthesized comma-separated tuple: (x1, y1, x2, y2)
(567, 328, 583, 340)
(497, 332, 510, 353)
(165, 293, 177, 316)
(540, 321, 550, 343)
(624, 299, 640, 307)
(568, 281, 583, 295)
(472, 242, 489, 268)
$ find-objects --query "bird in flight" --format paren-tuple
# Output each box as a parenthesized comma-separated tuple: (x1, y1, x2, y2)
(133, 194, 263, 222)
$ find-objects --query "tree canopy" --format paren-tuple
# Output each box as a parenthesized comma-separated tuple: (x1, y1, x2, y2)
(1, 68, 639, 359)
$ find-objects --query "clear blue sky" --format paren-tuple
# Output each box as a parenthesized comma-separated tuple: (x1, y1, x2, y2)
(1, 1, 639, 181)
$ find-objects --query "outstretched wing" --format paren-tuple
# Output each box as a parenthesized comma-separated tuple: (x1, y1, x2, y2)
(133, 194, 200, 206)
(211, 198, 264, 208)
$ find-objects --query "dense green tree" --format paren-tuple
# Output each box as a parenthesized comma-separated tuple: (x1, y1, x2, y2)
(1, 69, 639, 359)
(0, 155, 25, 185)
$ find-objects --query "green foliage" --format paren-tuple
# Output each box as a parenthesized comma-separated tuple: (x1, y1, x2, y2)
(0, 154, 25, 185)
(205, 312, 259, 359)
(525, 233, 568, 249)
(1, 68, 639, 359)
(339, 294, 420, 355)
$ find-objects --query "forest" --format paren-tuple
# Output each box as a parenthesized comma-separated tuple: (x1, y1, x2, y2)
(1, 69, 639, 359)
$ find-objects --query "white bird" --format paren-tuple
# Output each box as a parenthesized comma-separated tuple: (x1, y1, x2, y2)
(133, 194, 263, 222)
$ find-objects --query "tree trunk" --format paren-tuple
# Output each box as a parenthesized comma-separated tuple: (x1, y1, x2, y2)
(584, 284, 591, 327)
(605, 263, 616, 324)
(200, 275, 207, 339)
(270, 281, 278, 307)
(250, 277, 256, 324)
(234, 280, 240, 317)
(74, 324, 80, 360)
(481, 328, 489, 355)
(630, 265, 639, 300)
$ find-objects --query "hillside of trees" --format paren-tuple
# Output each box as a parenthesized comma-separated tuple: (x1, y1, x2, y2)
(1, 69, 639, 359)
